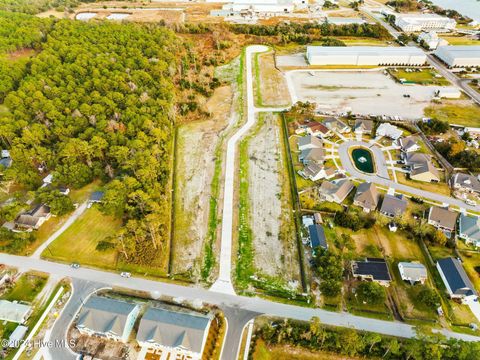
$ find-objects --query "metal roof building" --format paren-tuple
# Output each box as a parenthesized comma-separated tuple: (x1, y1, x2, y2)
(434, 46, 480, 68)
(306, 46, 427, 66)
(436, 257, 477, 301)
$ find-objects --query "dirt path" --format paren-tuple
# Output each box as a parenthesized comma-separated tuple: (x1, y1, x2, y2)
(247, 113, 299, 284)
(257, 52, 291, 107)
(172, 86, 233, 280)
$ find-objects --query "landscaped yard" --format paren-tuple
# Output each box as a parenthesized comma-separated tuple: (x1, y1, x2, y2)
(43, 207, 122, 269)
(1, 271, 48, 303)
(425, 104, 480, 127)
(458, 250, 480, 294)
(397, 172, 451, 196)
(389, 69, 450, 86)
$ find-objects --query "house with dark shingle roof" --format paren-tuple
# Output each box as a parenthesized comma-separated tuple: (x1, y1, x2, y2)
(353, 182, 379, 213)
(308, 224, 328, 252)
(451, 173, 480, 194)
(404, 152, 440, 183)
(351, 258, 391, 287)
(323, 117, 351, 133)
(76, 296, 140, 342)
(458, 214, 480, 247)
(436, 258, 477, 302)
(136, 307, 212, 359)
(379, 194, 407, 218)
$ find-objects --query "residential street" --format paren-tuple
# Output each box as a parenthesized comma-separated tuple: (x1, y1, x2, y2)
(338, 140, 480, 212)
(0, 252, 479, 360)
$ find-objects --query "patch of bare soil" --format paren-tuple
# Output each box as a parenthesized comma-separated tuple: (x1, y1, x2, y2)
(258, 52, 291, 107)
(171, 86, 233, 279)
(248, 113, 299, 282)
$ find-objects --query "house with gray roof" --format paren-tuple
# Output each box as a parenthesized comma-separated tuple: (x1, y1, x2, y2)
(405, 152, 440, 183)
(397, 136, 420, 153)
(379, 194, 407, 218)
(354, 119, 374, 135)
(308, 224, 328, 252)
(297, 135, 323, 151)
(398, 262, 427, 285)
(299, 147, 325, 165)
(76, 296, 140, 342)
(136, 307, 212, 359)
(0, 300, 32, 324)
(451, 173, 480, 194)
(323, 117, 351, 133)
(318, 179, 354, 204)
(428, 206, 458, 235)
(437, 257, 477, 302)
(458, 214, 480, 247)
(353, 182, 379, 213)
(14, 204, 51, 231)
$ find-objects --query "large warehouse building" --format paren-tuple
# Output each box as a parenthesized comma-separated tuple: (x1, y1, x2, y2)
(394, 14, 456, 32)
(434, 46, 480, 68)
(306, 46, 427, 66)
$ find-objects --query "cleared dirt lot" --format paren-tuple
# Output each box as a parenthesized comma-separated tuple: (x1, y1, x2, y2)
(172, 86, 233, 280)
(255, 52, 291, 107)
(247, 113, 299, 284)
(288, 70, 442, 119)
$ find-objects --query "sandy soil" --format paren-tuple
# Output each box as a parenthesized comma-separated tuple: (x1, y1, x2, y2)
(289, 70, 443, 119)
(247, 113, 299, 282)
(172, 86, 233, 279)
(257, 52, 291, 107)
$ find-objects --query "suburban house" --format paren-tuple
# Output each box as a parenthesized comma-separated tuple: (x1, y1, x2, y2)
(428, 206, 458, 235)
(458, 214, 480, 247)
(397, 136, 420, 153)
(398, 262, 428, 285)
(299, 147, 325, 165)
(353, 182, 379, 213)
(351, 258, 392, 287)
(404, 152, 440, 183)
(42, 174, 53, 188)
(14, 204, 51, 231)
(308, 224, 328, 251)
(297, 135, 323, 151)
(318, 179, 354, 204)
(88, 191, 105, 208)
(0, 150, 12, 172)
(379, 194, 407, 218)
(465, 127, 480, 140)
(376, 123, 403, 140)
(76, 296, 140, 342)
(300, 163, 335, 181)
(323, 117, 351, 133)
(136, 307, 212, 360)
(303, 121, 332, 138)
(436, 257, 477, 302)
(0, 300, 32, 324)
(354, 119, 374, 135)
(450, 173, 480, 194)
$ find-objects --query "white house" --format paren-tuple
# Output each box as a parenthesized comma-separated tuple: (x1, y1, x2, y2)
(376, 123, 403, 140)
(418, 31, 442, 50)
(398, 262, 427, 285)
(76, 296, 140, 343)
(0, 300, 32, 324)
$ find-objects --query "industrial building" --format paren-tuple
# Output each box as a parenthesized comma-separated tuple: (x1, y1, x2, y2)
(210, 0, 307, 18)
(394, 13, 456, 32)
(306, 46, 427, 66)
(434, 46, 480, 68)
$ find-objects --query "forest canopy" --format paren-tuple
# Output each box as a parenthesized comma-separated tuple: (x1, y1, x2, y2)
(0, 19, 180, 268)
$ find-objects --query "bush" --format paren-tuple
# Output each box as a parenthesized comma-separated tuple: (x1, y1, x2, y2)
(334, 209, 376, 231)
(417, 287, 440, 309)
(356, 282, 385, 305)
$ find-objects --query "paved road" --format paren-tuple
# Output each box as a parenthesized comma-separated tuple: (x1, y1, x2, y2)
(31, 202, 88, 259)
(338, 141, 480, 212)
(210, 45, 270, 295)
(1, 253, 479, 350)
(426, 53, 480, 106)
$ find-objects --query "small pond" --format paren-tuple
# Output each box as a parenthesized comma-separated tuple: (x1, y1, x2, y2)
(352, 148, 374, 174)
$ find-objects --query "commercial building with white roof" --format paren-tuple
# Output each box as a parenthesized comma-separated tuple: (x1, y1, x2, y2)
(306, 46, 426, 66)
(434, 46, 480, 68)
(394, 13, 456, 32)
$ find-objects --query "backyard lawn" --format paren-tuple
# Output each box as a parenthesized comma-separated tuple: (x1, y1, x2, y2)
(1, 271, 48, 303)
(425, 104, 480, 127)
(458, 250, 480, 294)
(43, 207, 122, 269)
(439, 36, 480, 45)
(397, 173, 451, 196)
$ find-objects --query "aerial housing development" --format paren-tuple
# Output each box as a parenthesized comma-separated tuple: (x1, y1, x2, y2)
(0, 0, 480, 359)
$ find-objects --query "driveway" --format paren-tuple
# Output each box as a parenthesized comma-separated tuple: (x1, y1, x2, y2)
(338, 140, 480, 212)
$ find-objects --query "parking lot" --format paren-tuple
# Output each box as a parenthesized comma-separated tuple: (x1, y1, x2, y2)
(287, 70, 441, 119)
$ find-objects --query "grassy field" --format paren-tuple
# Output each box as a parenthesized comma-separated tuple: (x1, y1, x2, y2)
(439, 36, 480, 45)
(458, 250, 480, 294)
(43, 207, 122, 269)
(425, 104, 480, 127)
(396, 172, 451, 196)
(252, 339, 360, 360)
(1, 271, 48, 303)
(255, 51, 290, 107)
(389, 69, 450, 86)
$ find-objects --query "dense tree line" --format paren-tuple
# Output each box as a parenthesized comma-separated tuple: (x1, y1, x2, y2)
(435, 139, 480, 172)
(418, 118, 449, 135)
(314, 248, 344, 297)
(0, 20, 180, 267)
(255, 317, 480, 359)
(0, 0, 94, 15)
(334, 208, 376, 231)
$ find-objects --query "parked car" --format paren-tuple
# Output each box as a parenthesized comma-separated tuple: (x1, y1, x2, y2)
(70, 263, 80, 269)
(120, 272, 131, 278)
